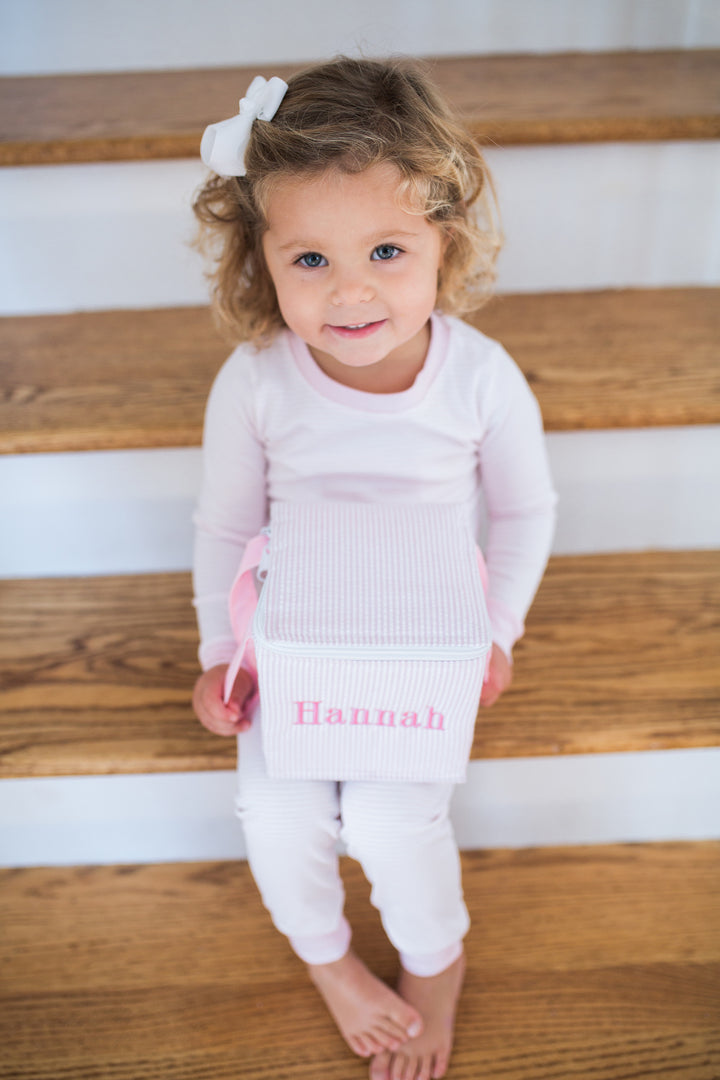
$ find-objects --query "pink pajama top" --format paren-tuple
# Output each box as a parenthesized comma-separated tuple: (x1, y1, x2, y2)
(193, 312, 557, 671)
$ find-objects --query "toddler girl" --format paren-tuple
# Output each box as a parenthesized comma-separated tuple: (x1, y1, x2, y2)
(191, 56, 556, 1080)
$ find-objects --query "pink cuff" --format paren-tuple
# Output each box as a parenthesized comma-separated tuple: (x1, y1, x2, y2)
(198, 636, 239, 672)
(289, 916, 352, 966)
(486, 596, 523, 659)
(400, 941, 463, 977)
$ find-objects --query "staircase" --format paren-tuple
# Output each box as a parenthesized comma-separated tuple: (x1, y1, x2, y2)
(1, 9, 719, 1077)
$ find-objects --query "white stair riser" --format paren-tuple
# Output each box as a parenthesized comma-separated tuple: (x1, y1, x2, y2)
(1, 426, 718, 578)
(3, 0, 719, 75)
(1, 749, 718, 867)
(1, 142, 719, 315)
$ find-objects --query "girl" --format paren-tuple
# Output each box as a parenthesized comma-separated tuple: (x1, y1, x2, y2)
(192, 57, 556, 1080)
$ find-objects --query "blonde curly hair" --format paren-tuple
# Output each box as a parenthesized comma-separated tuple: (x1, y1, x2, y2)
(193, 56, 502, 345)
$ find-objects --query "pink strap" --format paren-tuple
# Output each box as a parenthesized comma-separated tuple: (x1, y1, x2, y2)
(476, 547, 492, 684)
(223, 532, 268, 704)
(476, 546, 489, 592)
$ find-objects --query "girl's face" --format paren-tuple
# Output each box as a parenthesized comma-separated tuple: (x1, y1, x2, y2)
(261, 163, 445, 393)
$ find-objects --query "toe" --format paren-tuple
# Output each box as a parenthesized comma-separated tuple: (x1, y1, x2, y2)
(354, 1032, 386, 1058)
(378, 1015, 415, 1045)
(372, 1025, 404, 1052)
(350, 1034, 371, 1057)
(370, 1051, 392, 1080)
(391, 1001, 424, 1040)
(390, 1053, 410, 1080)
(417, 1055, 433, 1080)
(363, 1033, 388, 1057)
(432, 1052, 449, 1078)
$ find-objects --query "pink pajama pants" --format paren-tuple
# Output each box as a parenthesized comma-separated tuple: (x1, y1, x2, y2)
(235, 705, 469, 976)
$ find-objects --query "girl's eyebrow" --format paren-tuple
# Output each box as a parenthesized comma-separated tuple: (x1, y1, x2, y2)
(276, 228, 420, 253)
(277, 239, 319, 253)
(366, 229, 419, 243)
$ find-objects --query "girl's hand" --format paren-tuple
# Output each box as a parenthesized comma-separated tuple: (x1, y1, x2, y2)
(480, 644, 512, 708)
(192, 664, 255, 736)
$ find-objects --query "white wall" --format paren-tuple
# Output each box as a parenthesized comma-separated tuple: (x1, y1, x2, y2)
(3, 0, 719, 75)
(3, 750, 720, 867)
(3, 142, 720, 316)
(2, 427, 720, 579)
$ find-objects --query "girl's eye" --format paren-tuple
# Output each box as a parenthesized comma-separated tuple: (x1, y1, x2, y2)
(372, 244, 401, 261)
(297, 252, 327, 268)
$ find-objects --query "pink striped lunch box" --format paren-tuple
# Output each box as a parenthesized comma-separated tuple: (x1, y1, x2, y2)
(225, 502, 490, 783)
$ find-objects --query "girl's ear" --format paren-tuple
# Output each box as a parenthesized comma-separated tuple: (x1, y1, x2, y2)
(435, 228, 453, 297)
(437, 228, 453, 277)
(436, 224, 452, 262)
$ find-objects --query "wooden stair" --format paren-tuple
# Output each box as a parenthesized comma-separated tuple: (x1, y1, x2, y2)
(1, 550, 718, 779)
(1, 844, 718, 1078)
(2, 50, 719, 166)
(1, 287, 718, 455)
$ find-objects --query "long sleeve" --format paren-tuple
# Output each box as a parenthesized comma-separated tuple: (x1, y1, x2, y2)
(192, 352, 268, 670)
(477, 345, 557, 658)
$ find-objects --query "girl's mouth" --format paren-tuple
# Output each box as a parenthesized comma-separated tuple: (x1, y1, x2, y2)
(328, 320, 386, 339)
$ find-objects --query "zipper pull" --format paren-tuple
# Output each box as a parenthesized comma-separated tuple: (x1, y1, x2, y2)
(257, 525, 272, 581)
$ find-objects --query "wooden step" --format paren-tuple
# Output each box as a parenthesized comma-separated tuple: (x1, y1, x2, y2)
(2, 287, 717, 455)
(2, 50, 719, 167)
(1, 550, 718, 779)
(1, 843, 718, 1078)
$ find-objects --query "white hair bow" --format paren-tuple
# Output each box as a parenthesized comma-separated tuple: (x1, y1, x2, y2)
(200, 75, 288, 177)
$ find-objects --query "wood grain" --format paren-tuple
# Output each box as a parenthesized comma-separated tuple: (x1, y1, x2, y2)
(1, 844, 718, 1078)
(1, 288, 717, 455)
(473, 549, 720, 759)
(0, 571, 230, 777)
(0, 551, 718, 778)
(0, 305, 223, 453)
(2, 51, 719, 166)
(471, 288, 720, 432)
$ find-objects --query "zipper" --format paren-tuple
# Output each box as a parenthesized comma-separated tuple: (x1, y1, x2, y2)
(252, 578, 489, 661)
(256, 525, 272, 581)
(256, 638, 489, 661)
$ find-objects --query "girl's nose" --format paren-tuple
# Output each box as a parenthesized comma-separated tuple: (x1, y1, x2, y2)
(329, 268, 374, 307)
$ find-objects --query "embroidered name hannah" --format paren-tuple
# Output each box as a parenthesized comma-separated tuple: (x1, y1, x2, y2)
(293, 701, 446, 731)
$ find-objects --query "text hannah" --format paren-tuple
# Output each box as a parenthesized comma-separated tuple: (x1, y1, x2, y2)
(293, 702, 446, 730)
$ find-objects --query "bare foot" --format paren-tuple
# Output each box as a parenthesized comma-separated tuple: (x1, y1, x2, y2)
(308, 949, 424, 1058)
(369, 952, 465, 1080)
